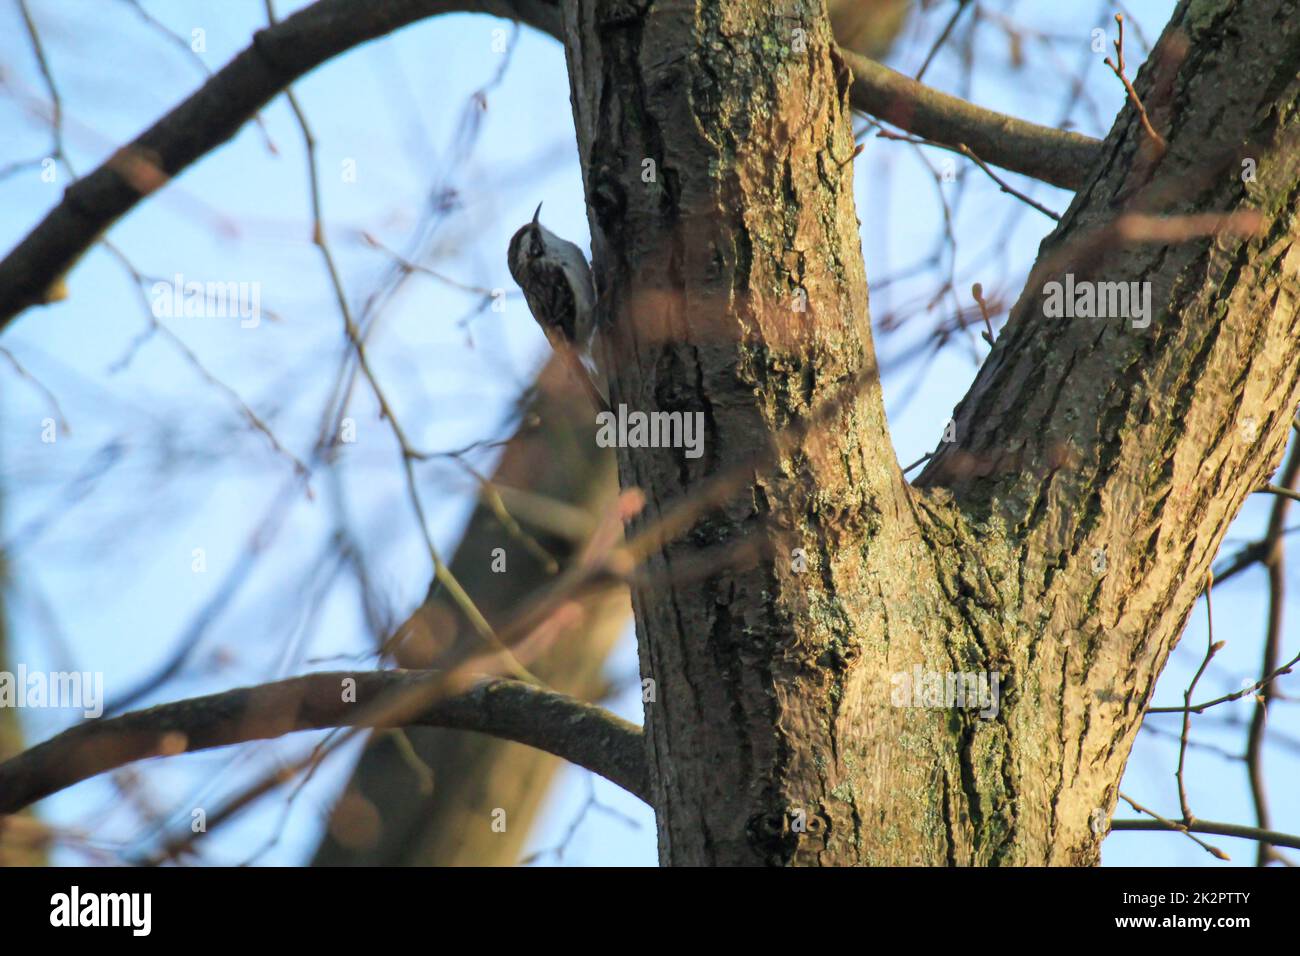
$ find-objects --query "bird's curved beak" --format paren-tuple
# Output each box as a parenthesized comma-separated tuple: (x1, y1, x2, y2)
(532, 202, 543, 227)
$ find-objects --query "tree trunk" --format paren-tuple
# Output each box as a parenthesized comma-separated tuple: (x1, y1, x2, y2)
(562, 0, 1300, 865)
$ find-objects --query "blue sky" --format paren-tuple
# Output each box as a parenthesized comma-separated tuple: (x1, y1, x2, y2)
(1, 0, 1295, 866)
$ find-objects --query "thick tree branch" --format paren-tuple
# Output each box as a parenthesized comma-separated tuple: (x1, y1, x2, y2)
(0, 0, 1102, 333)
(0, 670, 649, 813)
(839, 48, 1099, 190)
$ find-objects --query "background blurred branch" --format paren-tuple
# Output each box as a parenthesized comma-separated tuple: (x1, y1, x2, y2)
(314, 355, 629, 866)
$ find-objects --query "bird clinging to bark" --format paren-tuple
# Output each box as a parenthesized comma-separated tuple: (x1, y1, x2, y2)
(507, 203, 608, 412)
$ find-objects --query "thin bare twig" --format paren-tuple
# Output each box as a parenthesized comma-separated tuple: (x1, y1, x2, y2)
(1110, 817, 1300, 852)
(359, 231, 512, 298)
(1145, 646, 1300, 715)
(1247, 440, 1300, 864)
(1176, 572, 1221, 823)
(872, 126, 1062, 221)
(1118, 792, 1229, 860)
(914, 0, 972, 82)
(1103, 13, 1167, 157)
(0, 345, 70, 434)
(102, 241, 312, 484)
(16, 0, 70, 173)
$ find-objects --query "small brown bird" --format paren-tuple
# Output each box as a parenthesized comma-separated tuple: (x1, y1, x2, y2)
(507, 203, 608, 412)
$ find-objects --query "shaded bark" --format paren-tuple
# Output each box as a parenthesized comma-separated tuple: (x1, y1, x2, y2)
(562, 0, 1300, 865)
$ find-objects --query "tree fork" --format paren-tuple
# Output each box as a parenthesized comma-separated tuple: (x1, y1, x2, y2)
(563, 0, 1300, 865)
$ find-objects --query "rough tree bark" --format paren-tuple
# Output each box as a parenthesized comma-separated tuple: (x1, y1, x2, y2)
(561, 0, 1300, 865)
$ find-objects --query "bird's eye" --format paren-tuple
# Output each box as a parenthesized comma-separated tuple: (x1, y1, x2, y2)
(528, 233, 543, 258)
